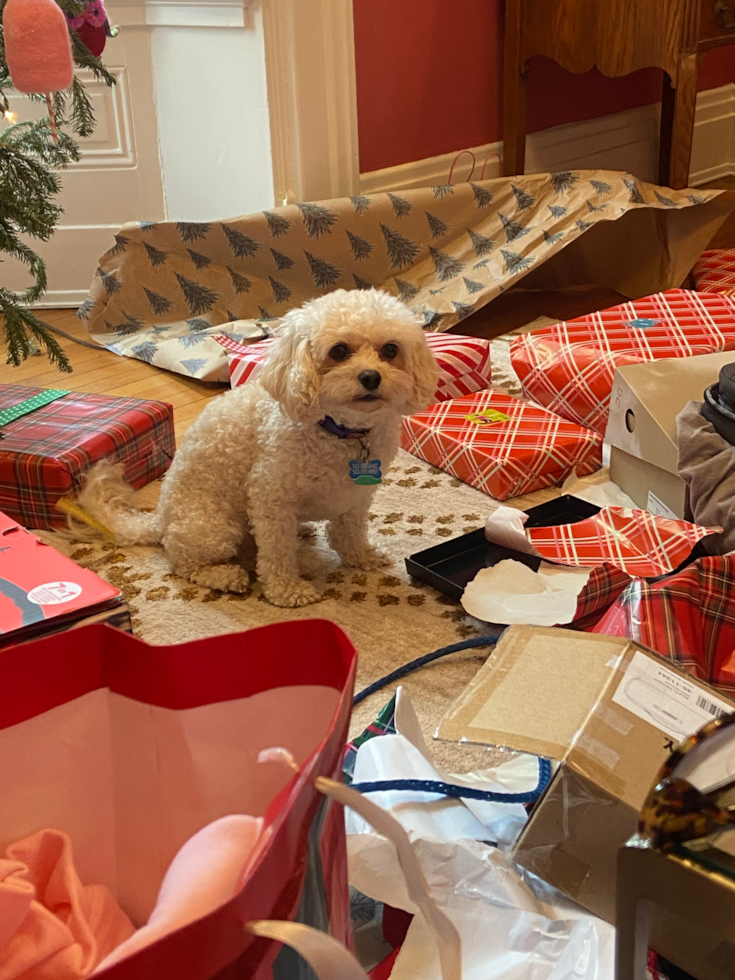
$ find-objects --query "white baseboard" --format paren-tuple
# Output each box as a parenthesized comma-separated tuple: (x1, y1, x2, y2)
(34, 289, 97, 308)
(6, 224, 120, 309)
(360, 83, 735, 194)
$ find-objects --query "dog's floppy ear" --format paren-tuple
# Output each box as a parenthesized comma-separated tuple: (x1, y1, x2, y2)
(406, 332, 440, 414)
(256, 310, 322, 422)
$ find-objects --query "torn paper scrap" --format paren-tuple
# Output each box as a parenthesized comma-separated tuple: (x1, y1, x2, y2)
(483, 504, 538, 555)
(461, 560, 592, 627)
(527, 507, 721, 577)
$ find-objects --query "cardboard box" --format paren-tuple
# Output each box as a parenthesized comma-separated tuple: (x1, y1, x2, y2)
(401, 390, 602, 500)
(605, 352, 735, 519)
(0, 511, 131, 646)
(436, 624, 735, 924)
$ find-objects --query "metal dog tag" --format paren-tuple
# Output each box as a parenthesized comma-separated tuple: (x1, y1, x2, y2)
(348, 458, 382, 485)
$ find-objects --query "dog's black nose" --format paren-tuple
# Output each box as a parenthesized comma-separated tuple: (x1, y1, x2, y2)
(358, 370, 381, 391)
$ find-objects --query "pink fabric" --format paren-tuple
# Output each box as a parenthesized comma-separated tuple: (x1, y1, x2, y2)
(3, 0, 74, 93)
(0, 829, 134, 980)
(94, 815, 264, 973)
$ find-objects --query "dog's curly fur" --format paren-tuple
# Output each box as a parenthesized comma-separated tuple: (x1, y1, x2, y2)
(78, 289, 439, 607)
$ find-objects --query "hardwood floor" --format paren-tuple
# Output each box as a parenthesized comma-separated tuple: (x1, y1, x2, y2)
(3, 173, 735, 437)
(0, 310, 224, 441)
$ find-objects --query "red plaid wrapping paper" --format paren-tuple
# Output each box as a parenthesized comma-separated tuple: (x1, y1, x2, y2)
(593, 556, 735, 695)
(527, 506, 719, 577)
(400, 390, 602, 499)
(570, 563, 632, 631)
(215, 332, 494, 402)
(510, 289, 735, 432)
(692, 248, 735, 296)
(0, 385, 175, 530)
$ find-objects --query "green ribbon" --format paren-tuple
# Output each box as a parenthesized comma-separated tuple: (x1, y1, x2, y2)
(0, 389, 70, 435)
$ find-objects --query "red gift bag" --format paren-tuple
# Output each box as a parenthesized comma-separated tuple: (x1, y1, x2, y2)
(0, 619, 356, 980)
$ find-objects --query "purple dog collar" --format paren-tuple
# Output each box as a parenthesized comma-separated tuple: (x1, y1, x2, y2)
(319, 416, 372, 440)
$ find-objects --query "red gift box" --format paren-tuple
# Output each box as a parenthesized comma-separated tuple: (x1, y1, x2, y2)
(510, 288, 735, 433)
(692, 248, 735, 296)
(401, 391, 602, 499)
(216, 332, 493, 402)
(0, 385, 175, 530)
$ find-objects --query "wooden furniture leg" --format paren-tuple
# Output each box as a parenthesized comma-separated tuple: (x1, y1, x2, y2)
(503, 68, 528, 177)
(659, 52, 698, 190)
(502, 0, 527, 177)
(658, 72, 675, 187)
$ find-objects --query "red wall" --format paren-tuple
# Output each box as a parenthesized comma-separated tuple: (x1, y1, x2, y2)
(353, 0, 735, 174)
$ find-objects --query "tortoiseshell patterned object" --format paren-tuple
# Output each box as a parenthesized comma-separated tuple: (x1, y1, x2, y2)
(638, 712, 735, 852)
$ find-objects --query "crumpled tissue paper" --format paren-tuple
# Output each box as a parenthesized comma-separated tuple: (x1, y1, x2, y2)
(347, 688, 615, 980)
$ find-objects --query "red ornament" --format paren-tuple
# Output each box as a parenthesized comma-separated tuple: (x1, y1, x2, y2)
(76, 19, 106, 57)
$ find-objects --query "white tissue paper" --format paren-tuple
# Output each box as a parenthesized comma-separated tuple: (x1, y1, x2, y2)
(346, 686, 533, 847)
(481, 504, 537, 555)
(461, 559, 592, 627)
(347, 689, 614, 980)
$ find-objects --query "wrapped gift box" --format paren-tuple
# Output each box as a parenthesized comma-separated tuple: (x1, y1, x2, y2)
(692, 248, 735, 296)
(593, 555, 735, 695)
(510, 288, 735, 433)
(216, 332, 493, 402)
(0, 385, 175, 529)
(0, 510, 131, 646)
(401, 390, 602, 499)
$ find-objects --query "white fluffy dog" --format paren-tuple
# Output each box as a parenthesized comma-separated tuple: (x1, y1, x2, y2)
(79, 288, 439, 607)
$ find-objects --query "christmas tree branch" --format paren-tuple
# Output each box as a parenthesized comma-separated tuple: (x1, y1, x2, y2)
(70, 31, 116, 88)
(0, 0, 114, 372)
(0, 291, 72, 371)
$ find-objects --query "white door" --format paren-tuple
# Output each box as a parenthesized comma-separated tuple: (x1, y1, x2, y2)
(4, 0, 278, 306)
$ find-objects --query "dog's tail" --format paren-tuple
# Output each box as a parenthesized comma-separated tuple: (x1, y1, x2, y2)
(73, 460, 163, 545)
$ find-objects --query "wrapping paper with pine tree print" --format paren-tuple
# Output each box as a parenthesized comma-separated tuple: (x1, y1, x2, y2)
(510, 288, 735, 433)
(400, 390, 603, 499)
(80, 172, 734, 383)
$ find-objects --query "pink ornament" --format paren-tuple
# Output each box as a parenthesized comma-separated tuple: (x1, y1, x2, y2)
(83, 0, 106, 28)
(3, 0, 74, 94)
(64, 9, 85, 30)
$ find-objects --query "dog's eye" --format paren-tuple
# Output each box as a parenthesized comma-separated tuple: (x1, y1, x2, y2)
(329, 343, 351, 361)
(381, 343, 399, 359)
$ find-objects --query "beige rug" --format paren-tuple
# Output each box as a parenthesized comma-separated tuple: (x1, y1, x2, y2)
(40, 338, 559, 771)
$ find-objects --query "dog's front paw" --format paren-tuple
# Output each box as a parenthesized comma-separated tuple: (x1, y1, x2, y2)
(341, 547, 392, 571)
(264, 577, 323, 608)
(190, 564, 250, 593)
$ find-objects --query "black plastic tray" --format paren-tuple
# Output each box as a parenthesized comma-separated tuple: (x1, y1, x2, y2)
(405, 495, 601, 601)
